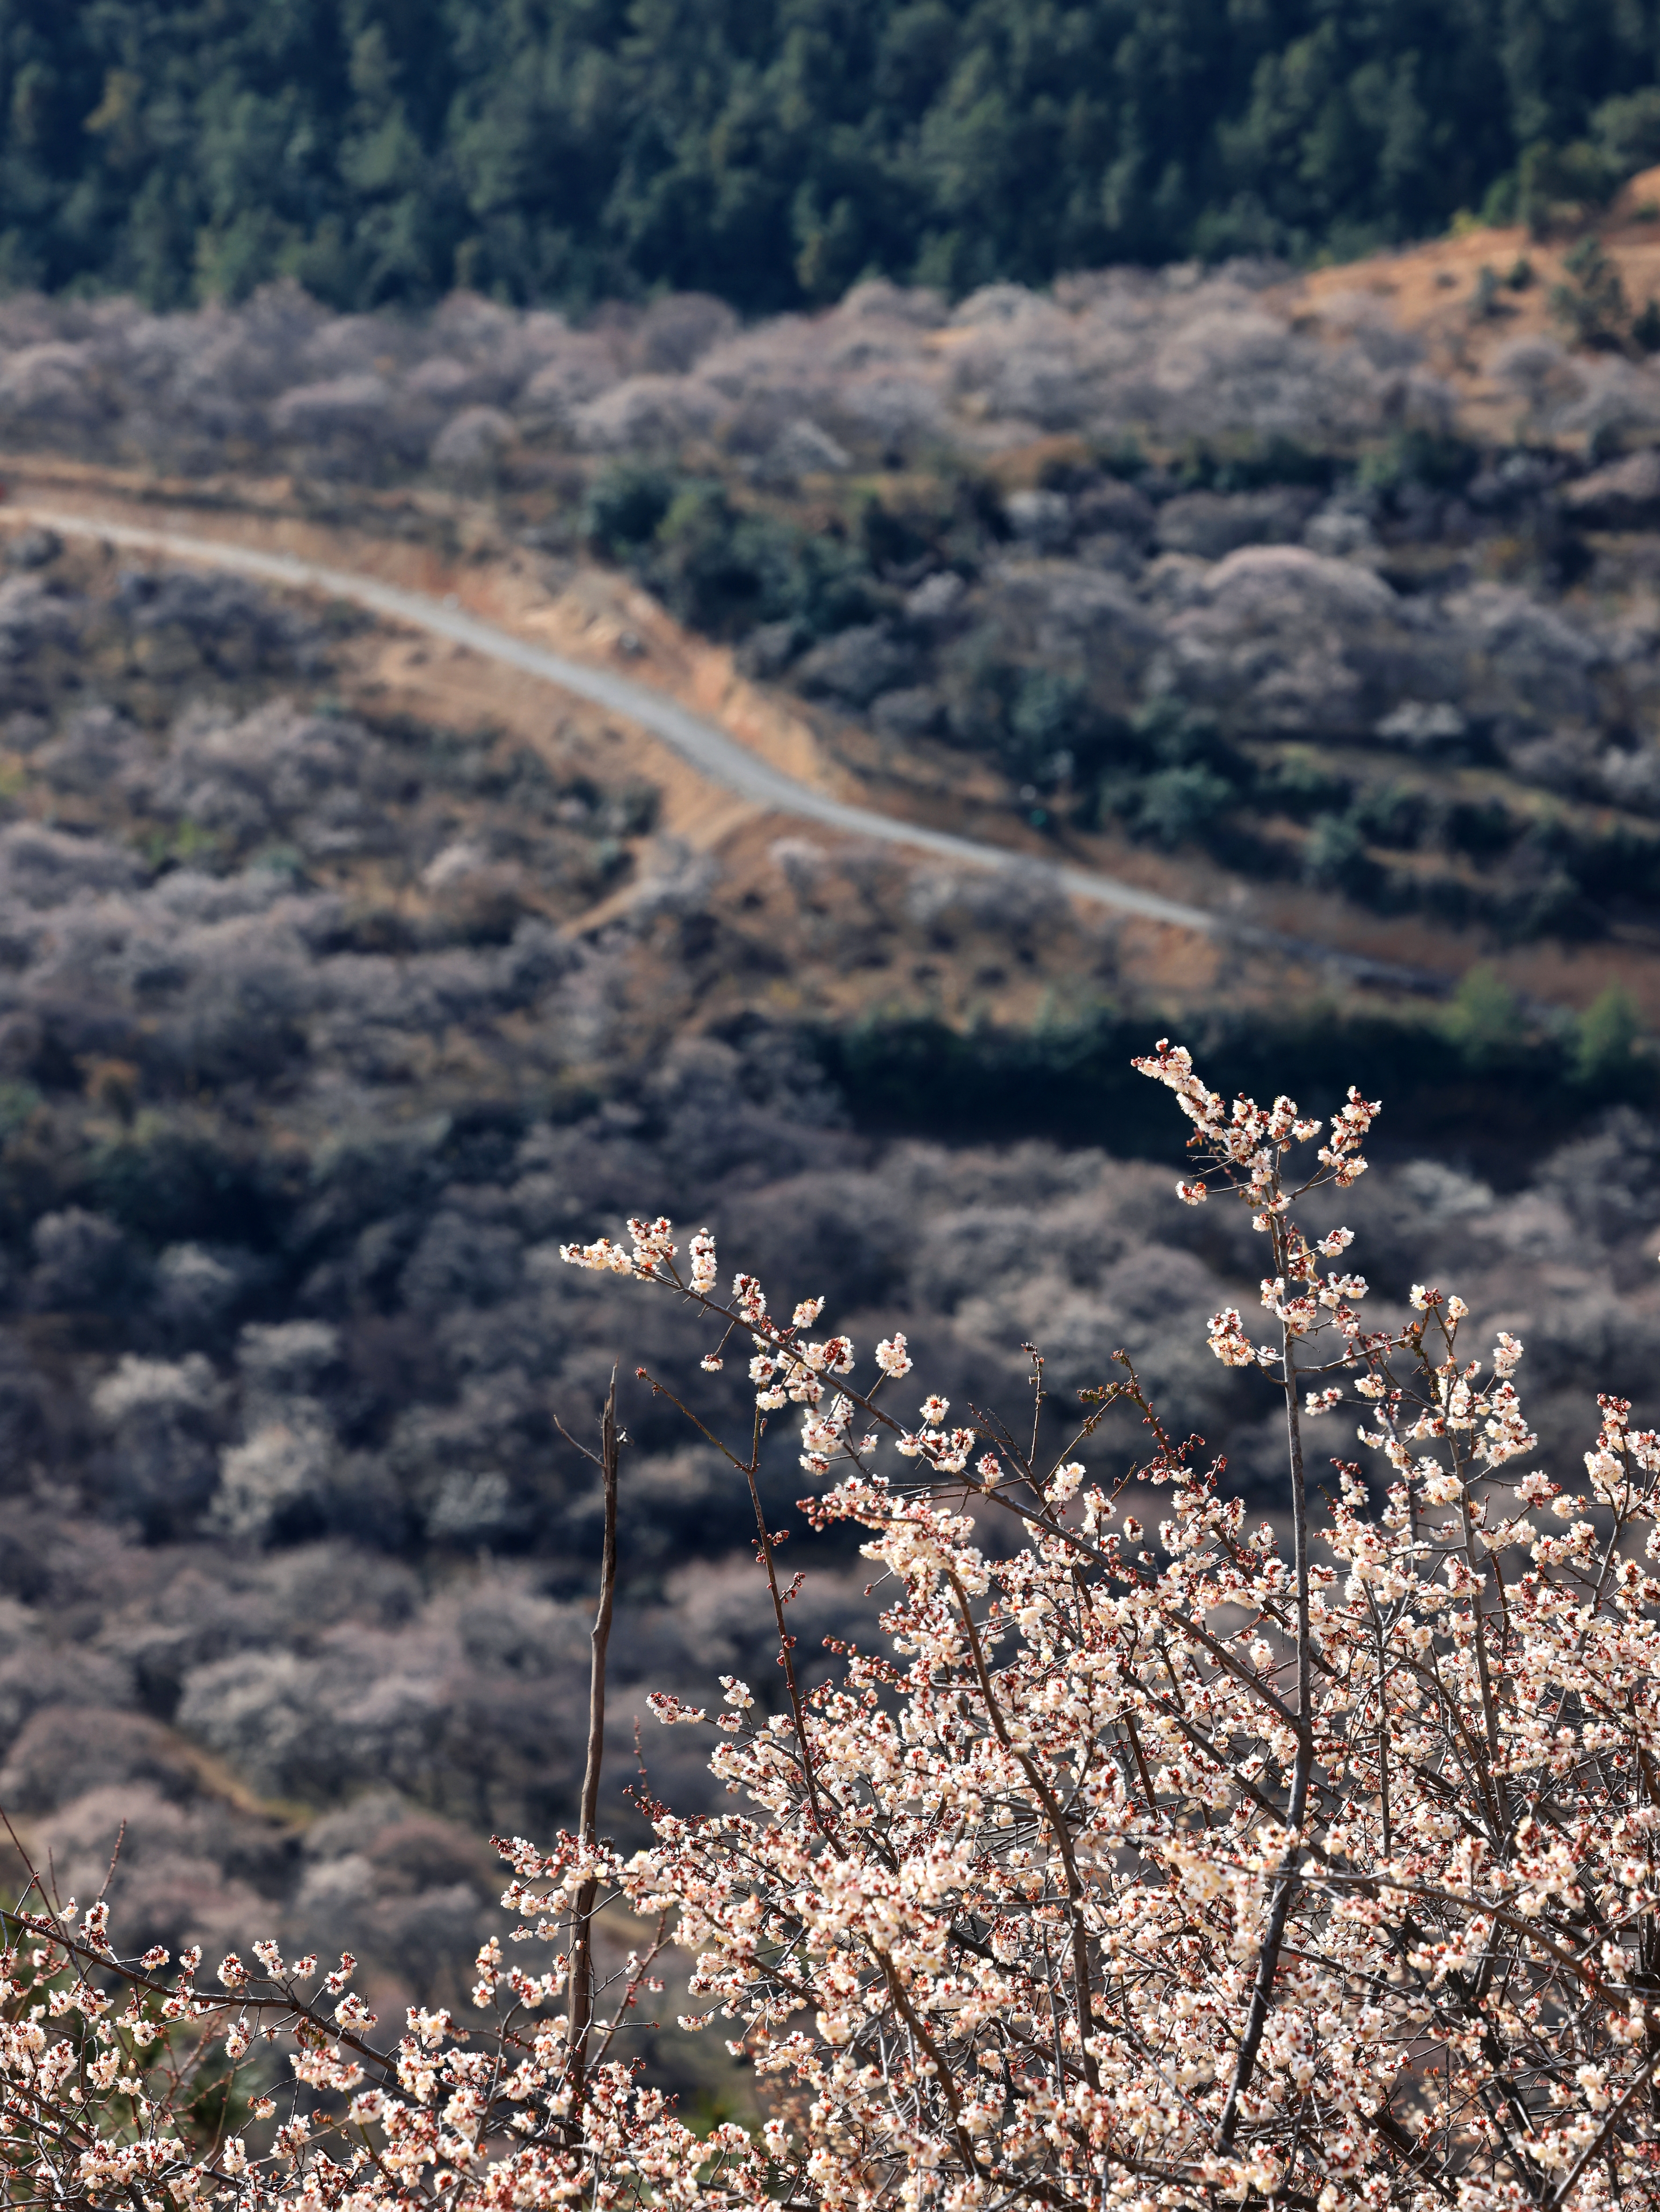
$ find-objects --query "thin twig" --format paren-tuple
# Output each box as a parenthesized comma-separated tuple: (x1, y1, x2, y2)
(1219, 1254, 1316, 2149)
(568, 1367, 619, 2108)
(947, 1572, 1099, 2094)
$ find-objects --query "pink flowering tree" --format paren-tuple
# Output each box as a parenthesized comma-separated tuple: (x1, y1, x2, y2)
(3, 1040, 1660, 2210)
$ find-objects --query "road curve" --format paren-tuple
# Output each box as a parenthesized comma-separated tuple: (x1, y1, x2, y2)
(6, 503, 1441, 993)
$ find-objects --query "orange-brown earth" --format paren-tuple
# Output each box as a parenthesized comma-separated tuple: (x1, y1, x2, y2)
(1291, 167, 1660, 444)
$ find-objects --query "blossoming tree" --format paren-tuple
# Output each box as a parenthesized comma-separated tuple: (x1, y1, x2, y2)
(4, 1041, 1660, 2211)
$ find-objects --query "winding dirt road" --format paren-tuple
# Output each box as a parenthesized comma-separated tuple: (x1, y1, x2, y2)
(5, 502, 1439, 993)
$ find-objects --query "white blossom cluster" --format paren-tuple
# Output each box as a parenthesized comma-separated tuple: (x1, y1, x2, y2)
(7, 1041, 1660, 2211)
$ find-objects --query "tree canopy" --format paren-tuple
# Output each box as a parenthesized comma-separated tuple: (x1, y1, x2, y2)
(3, 0, 1660, 312)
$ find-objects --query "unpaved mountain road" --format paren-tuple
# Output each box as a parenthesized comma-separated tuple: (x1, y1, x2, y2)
(3, 502, 1441, 993)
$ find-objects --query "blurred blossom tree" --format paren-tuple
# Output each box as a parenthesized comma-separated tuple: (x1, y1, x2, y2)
(10, 1041, 1660, 2206)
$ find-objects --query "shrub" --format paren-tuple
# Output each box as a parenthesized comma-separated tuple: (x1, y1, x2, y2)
(1550, 237, 1631, 349)
(1132, 760, 1237, 848)
(1302, 809, 1379, 898)
(581, 463, 677, 556)
(1574, 982, 1644, 1089)
(1172, 434, 1333, 495)
(1591, 88, 1660, 179)
(586, 466, 880, 641)
(1348, 782, 1424, 851)
(1517, 139, 1623, 237)
(1443, 797, 1516, 859)
(1357, 428, 1481, 502)
(1442, 962, 1529, 1068)
(1089, 696, 1256, 849)
(12, 1040, 1660, 2206)
(1254, 751, 1351, 824)
(1003, 668, 1096, 790)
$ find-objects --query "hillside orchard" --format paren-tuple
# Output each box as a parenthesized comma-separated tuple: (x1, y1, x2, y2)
(3, 1044, 1660, 2208)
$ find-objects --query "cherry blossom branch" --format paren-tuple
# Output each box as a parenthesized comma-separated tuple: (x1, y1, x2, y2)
(1218, 1272, 1318, 2149)
(946, 1574, 1099, 2094)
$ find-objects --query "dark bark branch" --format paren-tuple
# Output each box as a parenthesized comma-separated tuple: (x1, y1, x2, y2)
(947, 1572, 1100, 2094)
(569, 1367, 619, 2105)
(1218, 1289, 1316, 2150)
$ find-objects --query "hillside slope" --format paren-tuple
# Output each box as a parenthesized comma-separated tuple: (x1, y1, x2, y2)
(0, 228, 1656, 2026)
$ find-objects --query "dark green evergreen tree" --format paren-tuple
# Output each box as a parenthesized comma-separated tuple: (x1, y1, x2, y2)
(0, 0, 1656, 311)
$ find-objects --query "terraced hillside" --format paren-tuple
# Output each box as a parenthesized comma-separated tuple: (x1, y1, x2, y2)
(0, 215, 1658, 2047)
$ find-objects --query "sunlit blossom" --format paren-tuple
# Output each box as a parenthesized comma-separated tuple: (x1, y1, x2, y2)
(8, 1040, 1658, 2212)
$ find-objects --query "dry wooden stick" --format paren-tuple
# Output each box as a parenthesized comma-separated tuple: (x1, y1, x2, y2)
(558, 1368, 620, 2108)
